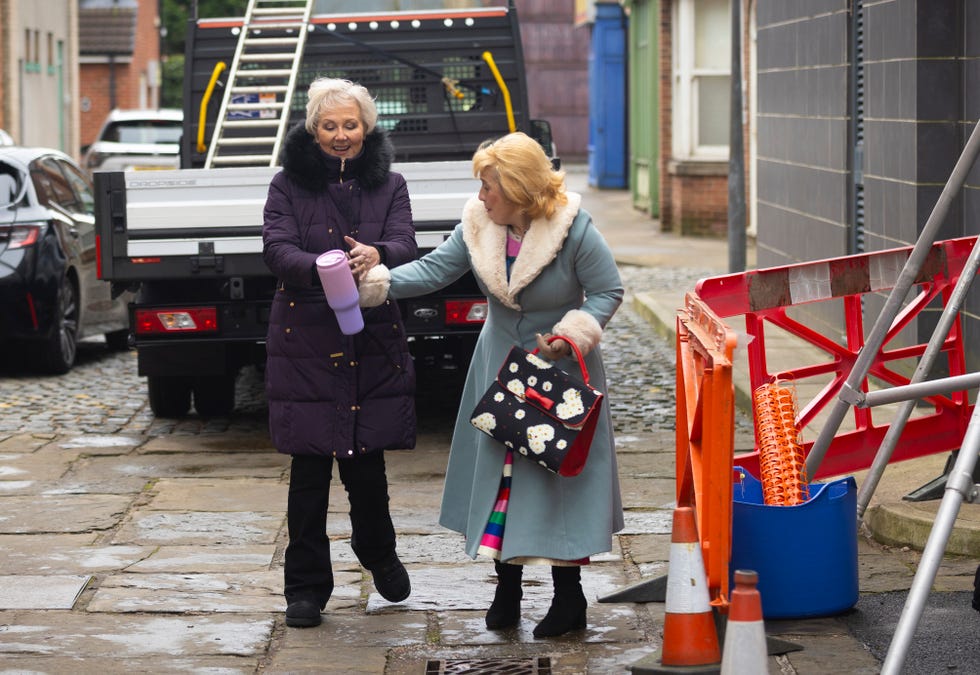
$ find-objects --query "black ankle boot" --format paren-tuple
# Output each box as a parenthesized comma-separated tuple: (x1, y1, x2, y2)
(533, 565, 587, 638)
(370, 553, 410, 603)
(486, 561, 523, 629)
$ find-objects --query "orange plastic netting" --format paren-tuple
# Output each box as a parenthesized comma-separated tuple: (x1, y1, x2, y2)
(753, 381, 810, 506)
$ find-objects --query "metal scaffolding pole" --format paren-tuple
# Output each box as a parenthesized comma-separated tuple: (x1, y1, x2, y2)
(880, 404, 980, 674)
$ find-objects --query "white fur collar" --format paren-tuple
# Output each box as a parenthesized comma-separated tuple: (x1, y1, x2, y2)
(461, 192, 582, 310)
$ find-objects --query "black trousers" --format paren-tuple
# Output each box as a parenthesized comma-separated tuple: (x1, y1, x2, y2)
(284, 452, 396, 607)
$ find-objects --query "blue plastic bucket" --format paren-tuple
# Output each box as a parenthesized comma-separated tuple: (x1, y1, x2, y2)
(730, 466, 858, 619)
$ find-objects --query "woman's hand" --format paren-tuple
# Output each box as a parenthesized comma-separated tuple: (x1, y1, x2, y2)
(535, 333, 572, 361)
(344, 236, 380, 280)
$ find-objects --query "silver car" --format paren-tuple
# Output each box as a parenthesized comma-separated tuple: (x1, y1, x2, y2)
(83, 108, 183, 173)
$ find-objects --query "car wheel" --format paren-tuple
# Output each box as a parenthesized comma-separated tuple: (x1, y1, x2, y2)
(148, 375, 192, 417)
(40, 276, 80, 374)
(104, 328, 130, 351)
(193, 374, 237, 417)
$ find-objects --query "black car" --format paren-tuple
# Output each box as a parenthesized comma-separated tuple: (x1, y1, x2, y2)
(0, 146, 130, 373)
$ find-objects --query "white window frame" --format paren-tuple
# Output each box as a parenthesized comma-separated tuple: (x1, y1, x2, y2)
(672, 0, 731, 160)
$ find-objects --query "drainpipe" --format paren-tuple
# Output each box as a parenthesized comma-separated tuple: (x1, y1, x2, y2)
(728, 0, 746, 273)
(58, 40, 65, 151)
(109, 54, 117, 110)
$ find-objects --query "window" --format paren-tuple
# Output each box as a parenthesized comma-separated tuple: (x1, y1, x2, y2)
(32, 157, 77, 212)
(59, 160, 95, 215)
(103, 120, 183, 144)
(672, 0, 731, 159)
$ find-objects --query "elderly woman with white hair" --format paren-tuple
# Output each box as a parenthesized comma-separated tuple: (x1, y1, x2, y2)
(262, 77, 418, 628)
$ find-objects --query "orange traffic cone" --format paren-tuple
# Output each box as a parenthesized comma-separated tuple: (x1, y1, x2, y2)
(721, 569, 769, 675)
(659, 506, 721, 668)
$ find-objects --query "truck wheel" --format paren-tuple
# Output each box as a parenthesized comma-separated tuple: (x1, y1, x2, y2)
(193, 375, 237, 417)
(148, 376, 192, 417)
(39, 275, 79, 374)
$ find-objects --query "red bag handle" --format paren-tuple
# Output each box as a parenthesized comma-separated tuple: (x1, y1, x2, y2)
(531, 334, 590, 385)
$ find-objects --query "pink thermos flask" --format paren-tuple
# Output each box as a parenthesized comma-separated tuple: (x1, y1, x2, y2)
(315, 249, 364, 335)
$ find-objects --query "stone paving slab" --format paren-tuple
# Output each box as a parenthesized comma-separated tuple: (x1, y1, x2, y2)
(0, 494, 132, 533)
(112, 510, 283, 546)
(0, 611, 274, 657)
(0, 450, 77, 481)
(0, 655, 260, 673)
(0, 575, 90, 609)
(0, 433, 59, 453)
(333, 532, 474, 565)
(137, 433, 278, 455)
(57, 434, 145, 454)
(86, 570, 284, 613)
(280, 611, 428, 652)
(619, 476, 676, 508)
(126, 544, 276, 573)
(0, 535, 149, 574)
(384, 446, 451, 481)
(70, 451, 289, 483)
(147, 477, 286, 512)
(619, 509, 674, 536)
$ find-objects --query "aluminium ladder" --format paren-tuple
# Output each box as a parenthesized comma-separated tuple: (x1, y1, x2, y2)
(204, 0, 314, 168)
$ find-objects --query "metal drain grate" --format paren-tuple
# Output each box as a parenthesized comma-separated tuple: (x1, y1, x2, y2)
(425, 656, 552, 675)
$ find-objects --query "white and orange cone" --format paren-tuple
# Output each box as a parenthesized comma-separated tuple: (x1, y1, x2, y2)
(721, 569, 769, 675)
(659, 505, 721, 668)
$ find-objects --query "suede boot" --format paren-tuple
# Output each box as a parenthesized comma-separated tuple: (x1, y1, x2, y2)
(532, 565, 587, 638)
(485, 561, 524, 629)
(369, 553, 411, 603)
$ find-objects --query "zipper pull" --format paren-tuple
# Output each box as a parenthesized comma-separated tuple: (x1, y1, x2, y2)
(339, 157, 346, 183)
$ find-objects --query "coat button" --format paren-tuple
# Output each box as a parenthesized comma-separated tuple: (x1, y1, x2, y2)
(285, 327, 291, 334)
(289, 301, 295, 308)
(349, 360, 356, 367)
(350, 405, 357, 411)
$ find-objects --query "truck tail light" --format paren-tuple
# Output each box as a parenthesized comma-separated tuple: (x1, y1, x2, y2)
(96, 234, 103, 279)
(445, 300, 487, 325)
(135, 307, 218, 334)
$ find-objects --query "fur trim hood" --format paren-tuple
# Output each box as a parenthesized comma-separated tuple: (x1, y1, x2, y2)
(461, 192, 582, 311)
(278, 122, 395, 192)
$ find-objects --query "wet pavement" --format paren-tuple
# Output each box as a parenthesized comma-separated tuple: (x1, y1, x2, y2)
(0, 167, 978, 673)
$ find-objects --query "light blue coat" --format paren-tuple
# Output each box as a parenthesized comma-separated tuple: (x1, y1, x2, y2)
(378, 192, 625, 561)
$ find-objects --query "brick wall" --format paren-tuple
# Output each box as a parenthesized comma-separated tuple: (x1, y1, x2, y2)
(516, 0, 590, 162)
(79, 0, 159, 149)
(668, 170, 729, 237)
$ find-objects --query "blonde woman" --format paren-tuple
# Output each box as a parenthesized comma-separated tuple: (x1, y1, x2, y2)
(360, 131, 624, 637)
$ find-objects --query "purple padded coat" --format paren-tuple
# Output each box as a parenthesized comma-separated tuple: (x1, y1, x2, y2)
(262, 123, 418, 457)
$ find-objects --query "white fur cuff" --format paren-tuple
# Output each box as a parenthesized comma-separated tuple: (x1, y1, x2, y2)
(552, 309, 602, 357)
(358, 264, 391, 307)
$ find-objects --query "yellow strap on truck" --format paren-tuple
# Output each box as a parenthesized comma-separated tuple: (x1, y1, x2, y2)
(481, 51, 515, 133)
(197, 62, 227, 153)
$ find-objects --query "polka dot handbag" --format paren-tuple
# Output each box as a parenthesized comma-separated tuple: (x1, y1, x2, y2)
(469, 336, 603, 476)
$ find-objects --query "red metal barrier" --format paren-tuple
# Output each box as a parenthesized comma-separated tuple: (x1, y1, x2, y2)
(696, 236, 977, 480)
